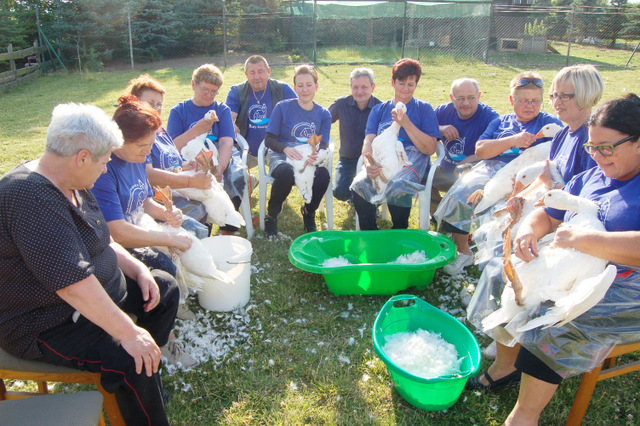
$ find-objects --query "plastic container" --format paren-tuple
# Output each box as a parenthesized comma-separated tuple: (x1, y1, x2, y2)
(197, 236, 253, 312)
(288, 230, 456, 295)
(372, 295, 481, 411)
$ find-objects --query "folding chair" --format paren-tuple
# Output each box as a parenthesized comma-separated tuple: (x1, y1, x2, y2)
(354, 140, 445, 230)
(0, 347, 124, 426)
(235, 134, 254, 238)
(0, 391, 104, 426)
(566, 342, 640, 425)
(258, 139, 334, 231)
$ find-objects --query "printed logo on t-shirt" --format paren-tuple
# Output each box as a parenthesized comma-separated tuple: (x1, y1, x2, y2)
(445, 138, 467, 162)
(376, 120, 405, 143)
(292, 122, 318, 143)
(554, 154, 568, 175)
(160, 152, 183, 170)
(596, 197, 610, 225)
(125, 179, 149, 215)
(249, 104, 269, 126)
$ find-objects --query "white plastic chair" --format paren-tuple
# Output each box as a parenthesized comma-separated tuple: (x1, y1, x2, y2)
(235, 134, 254, 238)
(354, 140, 445, 230)
(258, 139, 334, 232)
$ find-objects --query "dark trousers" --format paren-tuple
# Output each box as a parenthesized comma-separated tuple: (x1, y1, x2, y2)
(333, 157, 358, 201)
(352, 192, 411, 230)
(128, 247, 177, 278)
(267, 163, 330, 218)
(36, 270, 179, 426)
(515, 346, 563, 385)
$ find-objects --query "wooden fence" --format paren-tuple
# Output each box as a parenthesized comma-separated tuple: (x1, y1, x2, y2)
(0, 42, 41, 93)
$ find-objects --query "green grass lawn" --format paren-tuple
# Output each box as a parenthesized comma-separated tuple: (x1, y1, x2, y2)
(1, 56, 639, 425)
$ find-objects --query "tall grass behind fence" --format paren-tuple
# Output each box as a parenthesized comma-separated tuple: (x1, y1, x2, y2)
(27, 0, 640, 73)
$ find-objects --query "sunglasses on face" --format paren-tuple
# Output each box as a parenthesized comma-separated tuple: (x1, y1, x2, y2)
(583, 134, 637, 157)
(515, 77, 544, 88)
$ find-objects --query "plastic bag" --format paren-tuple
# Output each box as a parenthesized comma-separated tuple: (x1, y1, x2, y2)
(349, 146, 428, 208)
(432, 159, 506, 233)
(468, 257, 640, 378)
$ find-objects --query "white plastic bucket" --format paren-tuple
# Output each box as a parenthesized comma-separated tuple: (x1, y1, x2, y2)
(197, 236, 253, 312)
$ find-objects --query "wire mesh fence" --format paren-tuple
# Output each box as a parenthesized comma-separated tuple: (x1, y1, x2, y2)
(31, 0, 640, 72)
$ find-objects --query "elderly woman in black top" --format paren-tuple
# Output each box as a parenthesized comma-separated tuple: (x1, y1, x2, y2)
(0, 103, 178, 425)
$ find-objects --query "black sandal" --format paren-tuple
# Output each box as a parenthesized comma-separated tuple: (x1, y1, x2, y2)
(465, 370, 521, 391)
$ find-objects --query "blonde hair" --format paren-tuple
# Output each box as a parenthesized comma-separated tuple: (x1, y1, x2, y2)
(293, 65, 318, 85)
(550, 64, 604, 110)
(126, 74, 165, 97)
(192, 64, 224, 87)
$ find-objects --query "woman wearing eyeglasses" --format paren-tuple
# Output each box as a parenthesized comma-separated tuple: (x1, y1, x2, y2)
(167, 64, 246, 235)
(467, 94, 640, 425)
(434, 71, 562, 275)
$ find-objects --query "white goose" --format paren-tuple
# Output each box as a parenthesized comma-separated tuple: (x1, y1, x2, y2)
(174, 150, 245, 229)
(482, 189, 617, 333)
(285, 134, 330, 204)
(180, 110, 219, 163)
(353, 102, 410, 203)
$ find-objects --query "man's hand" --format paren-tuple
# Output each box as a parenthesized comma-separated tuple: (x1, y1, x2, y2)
(163, 206, 184, 228)
(439, 125, 460, 142)
(135, 267, 161, 312)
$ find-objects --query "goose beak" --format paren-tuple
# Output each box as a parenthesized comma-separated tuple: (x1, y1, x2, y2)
(534, 195, 546, 207)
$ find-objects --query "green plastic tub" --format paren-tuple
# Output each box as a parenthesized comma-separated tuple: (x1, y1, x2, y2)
(288, 230, 456, 296)
(373, 295, 481, 411)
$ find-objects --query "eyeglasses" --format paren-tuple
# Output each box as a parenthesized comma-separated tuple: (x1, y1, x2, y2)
(197, 85, 219, 96)
(512, 97, 542, 106)
(549, 93, 575, 102)
(452, 95, 477, 104)
(515, 77, 544, 88)
(583, 134, 638, 157)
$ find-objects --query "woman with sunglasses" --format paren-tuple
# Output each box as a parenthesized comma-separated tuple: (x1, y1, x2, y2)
(167, 64, 246, 235)
(434, 72, 562, 275)
(467, 94, 640, 425)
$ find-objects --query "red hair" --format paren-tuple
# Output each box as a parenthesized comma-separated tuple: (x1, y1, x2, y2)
(392, 58, 422, 84)
(113, 95, 161, 142)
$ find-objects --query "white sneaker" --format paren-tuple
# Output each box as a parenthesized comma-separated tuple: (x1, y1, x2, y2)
(161, 340, 197, 368)
(443, 252, 474, 275)
(176, 303, 196, 320)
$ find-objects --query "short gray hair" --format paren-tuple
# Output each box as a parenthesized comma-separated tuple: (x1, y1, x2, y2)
(451, 78, 479, 94)
(350, 67, 375, 85)
(46, 103, 123, 160)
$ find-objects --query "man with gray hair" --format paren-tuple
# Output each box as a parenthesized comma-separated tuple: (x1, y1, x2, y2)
(432, 77, 499, 213)
(329, 67, 381, 201)
(226, 55, 297, 157)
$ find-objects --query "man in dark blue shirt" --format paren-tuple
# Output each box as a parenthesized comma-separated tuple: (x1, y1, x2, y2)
(328, 68, 382, 201)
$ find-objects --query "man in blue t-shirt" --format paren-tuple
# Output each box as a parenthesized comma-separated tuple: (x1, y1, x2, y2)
(432, 78, 499, 213)
(226, 55, 297, 158)
(329, 67, 382, 201)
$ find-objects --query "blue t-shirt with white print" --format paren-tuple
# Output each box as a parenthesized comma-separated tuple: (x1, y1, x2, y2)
(549, 124, 596, 183)
(478, 112, 562, 163)
(91, 154, 153, 222)
(435, 101, 499, 175)
(167, 99, 235, 144)
(266, 98, 332, 146)
(365, 98, 440, 149)
(149, 128, 184, 171)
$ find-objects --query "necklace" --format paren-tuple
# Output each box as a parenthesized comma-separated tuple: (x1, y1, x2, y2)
(253, 88, 266, 104)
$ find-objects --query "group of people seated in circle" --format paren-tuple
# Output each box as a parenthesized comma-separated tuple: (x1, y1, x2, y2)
(1, 53, 639, 425)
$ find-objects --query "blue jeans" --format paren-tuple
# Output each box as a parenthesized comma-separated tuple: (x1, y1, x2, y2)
(333, 157, 359, 201)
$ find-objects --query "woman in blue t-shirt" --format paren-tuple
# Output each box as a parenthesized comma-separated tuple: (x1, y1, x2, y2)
(167, 64, 246, 235)
(126, 74, 211, 227)
(468, 94, 640, 424)
(262, 65, 332, 237)
(435, 71, 562, 275)
(350, 58, 440, 230)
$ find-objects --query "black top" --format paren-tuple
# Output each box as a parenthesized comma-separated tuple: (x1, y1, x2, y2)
(0, 163, 125, 359)
(329, 94, 381, 159)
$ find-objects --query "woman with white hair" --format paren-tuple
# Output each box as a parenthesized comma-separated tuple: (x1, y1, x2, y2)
(0, 103, 177, 425)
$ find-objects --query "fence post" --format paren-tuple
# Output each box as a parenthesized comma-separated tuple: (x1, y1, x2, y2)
(313, 0, 317, 66)
(566, 4, 575, 67)
(401, 0, 407, 58)
(223, 0, 227, 68)
(484, 3, 494, 64)
(127, 2, 134, 70)
(8, 44, 15, 73)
